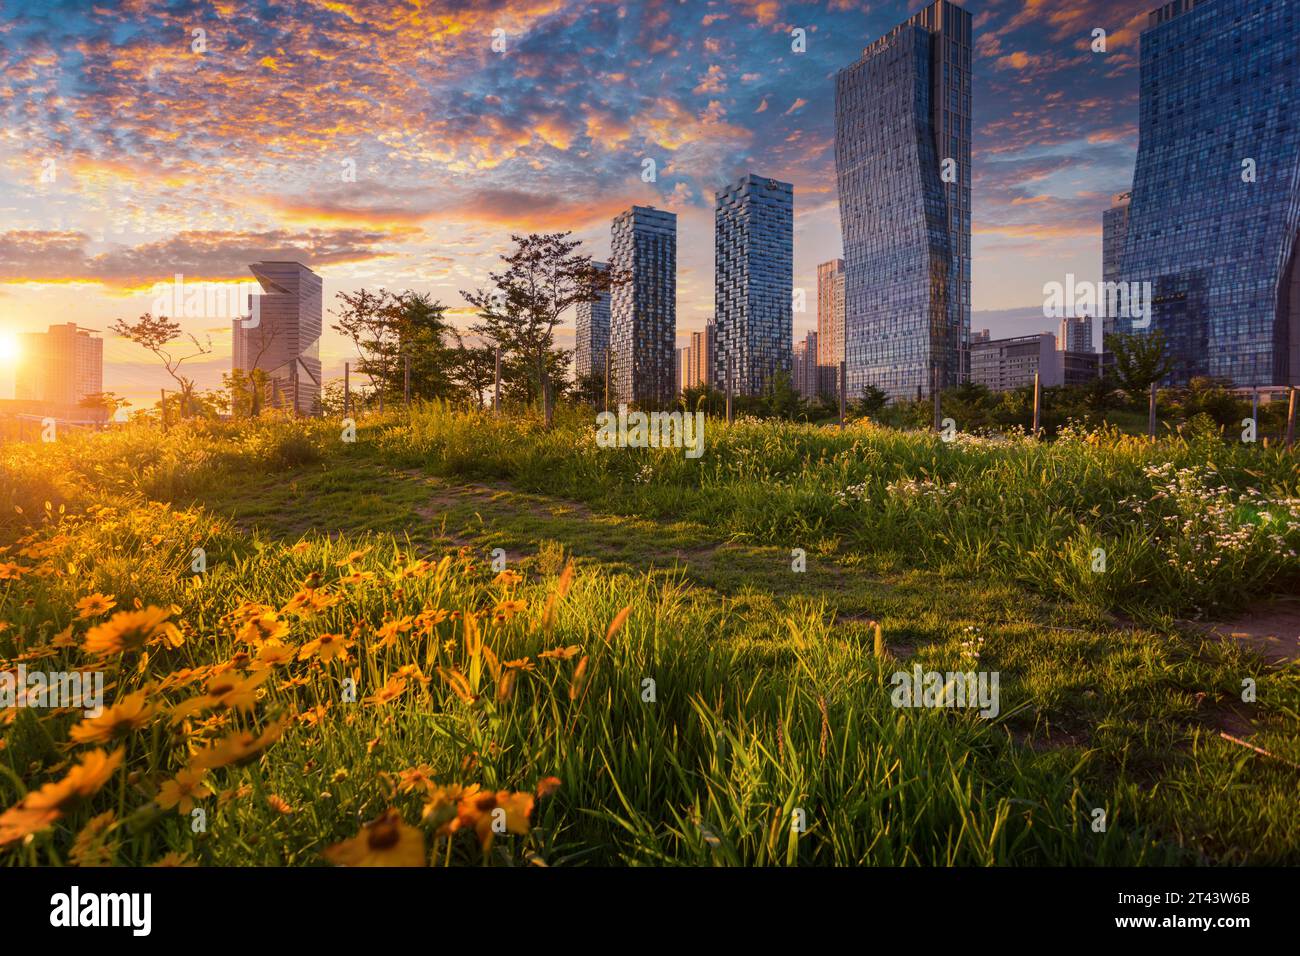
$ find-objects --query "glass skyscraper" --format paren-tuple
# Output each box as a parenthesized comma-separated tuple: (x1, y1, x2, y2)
(1118, 0, 1300, 386)
(713, 173, 794, 396)
(835, 0, 971, 400)
(235, 261, 322, 415)
(574, 261, 610, 382)
(610, 206, 677, 406)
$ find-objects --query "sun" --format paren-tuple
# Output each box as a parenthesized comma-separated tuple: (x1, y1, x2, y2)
(0, 332, 19, 364)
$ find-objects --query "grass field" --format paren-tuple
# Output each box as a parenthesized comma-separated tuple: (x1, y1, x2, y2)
(1, 405, 1298, 866)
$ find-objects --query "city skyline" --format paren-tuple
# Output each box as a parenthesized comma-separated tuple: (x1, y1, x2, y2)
(0, 0, 1167, 409)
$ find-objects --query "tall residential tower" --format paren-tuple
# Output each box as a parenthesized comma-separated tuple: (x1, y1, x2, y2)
(713, 173, 794, 396)
(1117, 0, 1300, 385)
(574, 261, 611, 382)
(609, 206, 677, 405)
(835, 0, 972, 400)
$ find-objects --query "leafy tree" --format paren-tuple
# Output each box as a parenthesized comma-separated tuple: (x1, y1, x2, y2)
(78, 391, 130, 421)
(451, 333, 499, 409)
(462, 233, 621, 406)
(851, 384, 890, 418)
(109, 313, 212, 418)
(1111, 329, 1175, 400)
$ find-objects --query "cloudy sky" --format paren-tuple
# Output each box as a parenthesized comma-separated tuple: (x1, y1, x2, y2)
(0, 0, 1150, 407)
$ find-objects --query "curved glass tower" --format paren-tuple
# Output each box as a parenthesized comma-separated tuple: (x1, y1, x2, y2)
(835, 1, 971, 401)
(1119, 0, 1300, 386)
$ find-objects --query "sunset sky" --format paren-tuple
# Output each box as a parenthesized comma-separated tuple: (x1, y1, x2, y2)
(0, 0, 1151, 407)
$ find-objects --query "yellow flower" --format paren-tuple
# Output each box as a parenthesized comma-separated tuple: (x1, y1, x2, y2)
(171, 670, 271, 722)
(0, 749, 124, 845)
(189, 719, 286, 770)
(334, 548, 372, 567)
(423, 785, 536, 850)
(255, 642, 297, 667)
(363, 676, 408, 706)
(540, 644, 582, 660)
(235, 613, 288, 647)
(493, 570, 524, 587)
(298, 632, 352, 663)
(155, 769, 212, 815)
(76, 593, 117, 619)
(322, 809, 425, 867)
(0, 562, 28, 581)
(84, 607, 182, 655)
(150, 851, 197, 867)
(69, 691, 155, 745)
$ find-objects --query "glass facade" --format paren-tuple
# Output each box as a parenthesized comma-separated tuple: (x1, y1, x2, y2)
(835, 0, 971, 401)
(713, 173, 794, 396)
(816, 258, 845, 375)
(1118, 0, 1300, 386)
(610, 206, 677, 406)
(574, 261, 610, 381)
(236, 261, 322, 414)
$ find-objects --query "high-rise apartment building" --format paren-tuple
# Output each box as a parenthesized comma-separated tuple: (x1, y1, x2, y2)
(1117, 0, 1300, 385)
(816, 258, 845, 385)
(1059, 316, 1093, 354)
(610, 206, 677, 405)
(1102, 192, 1131, 286)
(574, 261, 611, 382)
(792, 329, 821, 398)
(836, 0, 971, 400)
(685, 323, 714, 391)
(233, 261, 322, 415)
(15, 323, 103, 410)
(713, 173, 794, 396)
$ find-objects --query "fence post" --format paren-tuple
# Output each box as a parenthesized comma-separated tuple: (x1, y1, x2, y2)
(604, 350, 611, 414)
(1148, 382, 1157, 438)
(160, 389, 168, 432)
(292, 365, 300, 418)
(932, 365, 941, 432)
(1032, 371, 1041, 436)
(494, 347, 501, 415)
(1286, 386, 1297, 449)
(404, 355, 411, 408)
(726, 359, 733, 425)
(839, 360, 846, 430)
(344, 361, 351, 418)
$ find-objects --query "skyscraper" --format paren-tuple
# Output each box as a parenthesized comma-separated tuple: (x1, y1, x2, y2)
(816, 259, 845, 376)
(1118, 0, 1300, 386)
(687, 323, 714, 391)
(609, 206, 676, 405)
(234, 261, 322, 415)
(792, 329, 820, 398)
(836, 0, 971, 400)
(713, 173, 794, 396)
(1102, 192, 1131, 286)
(574, 261, 611, 382)
(1059, 316, 1093, 354)
(15, 323, 103, 410)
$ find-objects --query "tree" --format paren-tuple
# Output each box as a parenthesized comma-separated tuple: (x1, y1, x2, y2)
(231, 321, 279, 417)
(451, 332, 499, 408)
(109, 313, 212, 418)
(330, 288, 398, 402)
(462, 233, 622, 406)
(1111, 329, 1174, 400)
(78, 391, 130, 422)
(852, 384, 890, 418)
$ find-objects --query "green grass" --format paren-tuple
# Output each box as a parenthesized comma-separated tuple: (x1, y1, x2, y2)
(1, 405, 1297, 866)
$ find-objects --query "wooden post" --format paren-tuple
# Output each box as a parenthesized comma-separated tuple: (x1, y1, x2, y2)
(1148, 382, 1157, 438)
(1251, 388, 1259, 437)
(344, 361, 351, 417)
(160, 389, 168, 432)
(838, 360, 846, 430)
(1286, 386, 1297, 449)
(603, 350, 611, 413)
(378, 386, 383, 414)
(1032, 371, 1041, 436)
(543, 368, 553, 428)
(404, 354, 411, 407)
(932, 365, 941, 432)
(725, 359, 733, 425)
(494, 347, 501, 415)
(291, 365, 300, 418)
